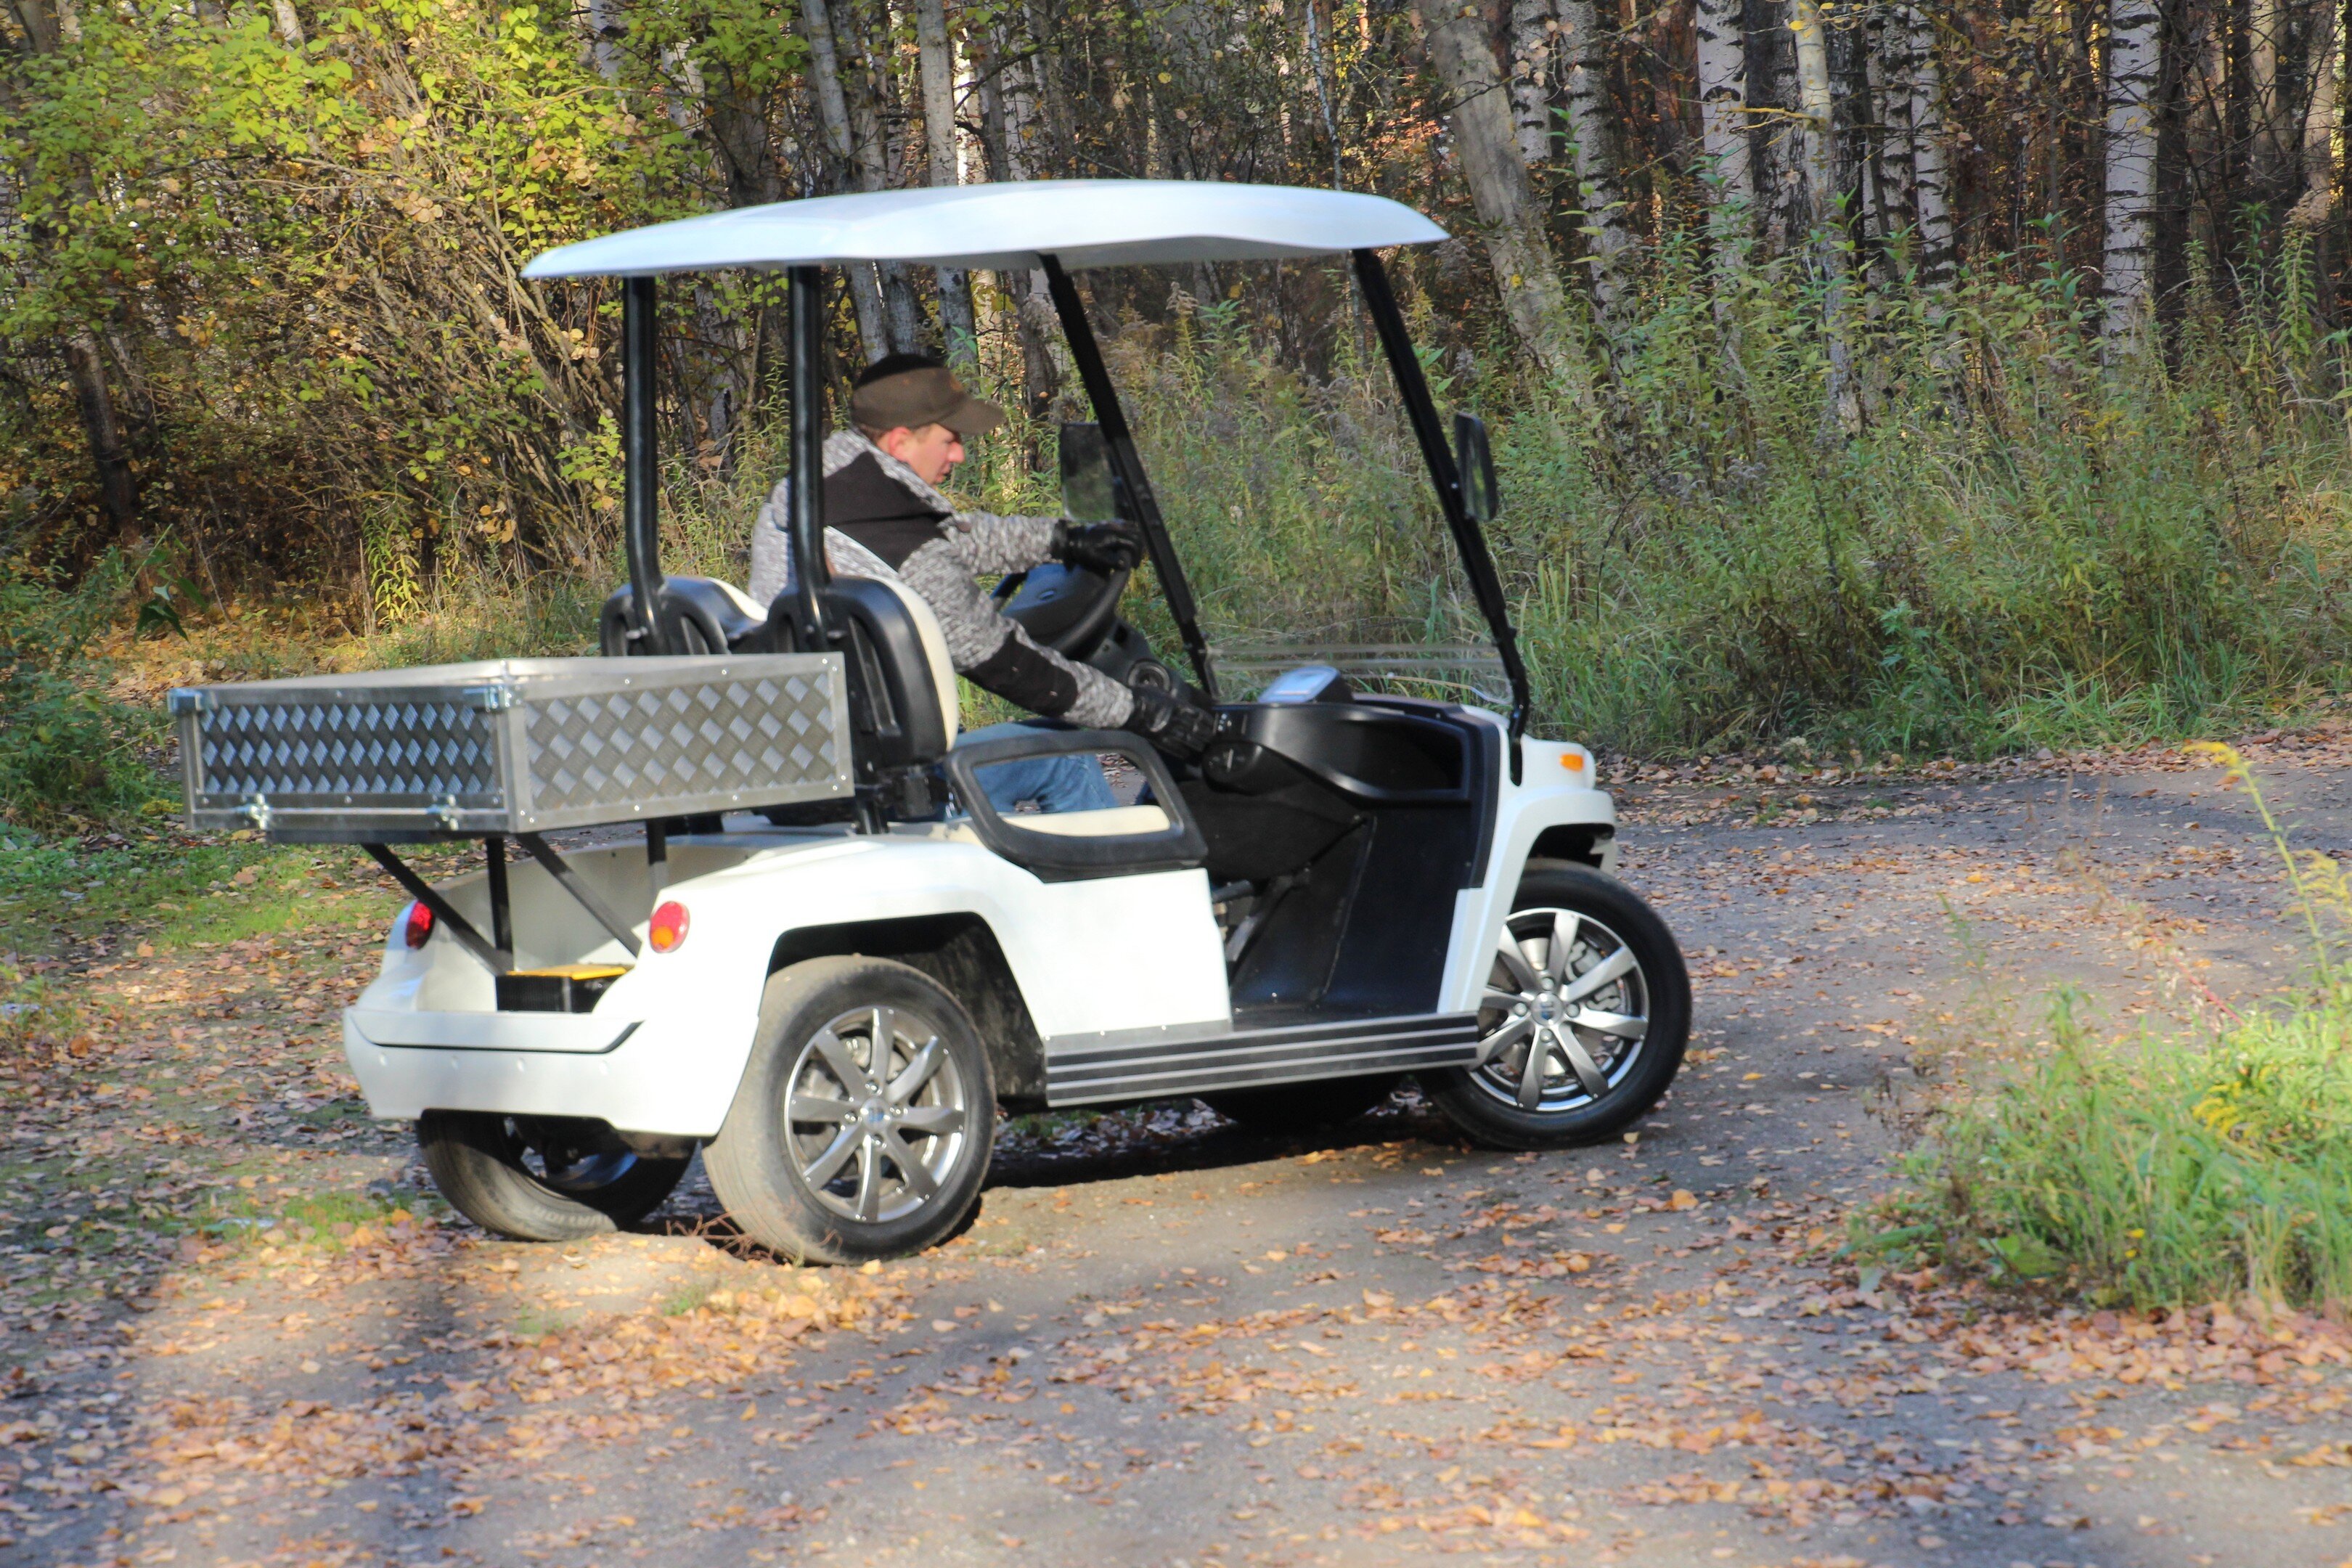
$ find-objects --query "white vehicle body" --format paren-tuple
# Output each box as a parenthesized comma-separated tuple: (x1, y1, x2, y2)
(343, 715, 1613, 1135)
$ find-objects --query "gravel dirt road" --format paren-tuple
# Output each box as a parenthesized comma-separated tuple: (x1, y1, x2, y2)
(7, 740, 2352, 1568)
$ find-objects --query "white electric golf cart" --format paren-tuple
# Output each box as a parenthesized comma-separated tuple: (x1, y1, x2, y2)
(170, 181, 1690, 1262)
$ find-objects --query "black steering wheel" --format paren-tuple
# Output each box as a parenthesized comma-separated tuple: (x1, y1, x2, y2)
(992, 562, 1129, 660)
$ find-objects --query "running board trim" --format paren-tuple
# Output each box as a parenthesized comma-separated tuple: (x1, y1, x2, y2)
(1043, 1012, 1480, 1106)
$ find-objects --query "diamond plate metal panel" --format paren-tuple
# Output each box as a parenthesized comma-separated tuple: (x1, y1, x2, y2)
(519, 669, 841, 822)
(195, 696, 502, 804)
(173, 655, 849, 841)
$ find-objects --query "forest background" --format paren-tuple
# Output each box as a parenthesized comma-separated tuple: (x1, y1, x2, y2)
(4, 0, 2352, 827)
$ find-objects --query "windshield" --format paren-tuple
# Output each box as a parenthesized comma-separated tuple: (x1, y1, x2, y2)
(1106, 309, 1511, 710)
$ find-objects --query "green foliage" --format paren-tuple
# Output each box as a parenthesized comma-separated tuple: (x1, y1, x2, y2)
(1883, 748, 2352, 1308)
(0, 552, 163, 828)
(1879, 989, 2352, 1309)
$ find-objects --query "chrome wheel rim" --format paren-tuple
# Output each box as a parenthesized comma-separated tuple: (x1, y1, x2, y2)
(1471, 905, 1650, 1113)
(784, 1004, 969, 1225)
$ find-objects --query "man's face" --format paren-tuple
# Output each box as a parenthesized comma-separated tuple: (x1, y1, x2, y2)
(877, 422, 965, 487)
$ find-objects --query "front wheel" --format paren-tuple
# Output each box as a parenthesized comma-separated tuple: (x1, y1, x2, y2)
(417, 1112, 688, 1242)
(1424, 865, 1690, 1150)
(704, 957, 995, 1264)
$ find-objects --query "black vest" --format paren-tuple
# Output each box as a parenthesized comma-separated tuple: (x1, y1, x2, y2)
(824, 453, 951, 569)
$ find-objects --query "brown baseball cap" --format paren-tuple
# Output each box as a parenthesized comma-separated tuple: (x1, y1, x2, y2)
(850, 354, 1005, 437)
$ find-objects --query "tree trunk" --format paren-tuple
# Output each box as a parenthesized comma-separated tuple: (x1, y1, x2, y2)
(1507, 0, 1556, 168)
(2287, 0, 2342, 232)
(63, 332, 139, 555)
(585, 0, 625, 83)
(270, 0, 304, 47)
(834, 3, 927, 354)
(1558, 0, 1636, 314)
(915, 0, 977, 368)
(1789, 0, 1854, 423)
(1695, 0, 1754, 215)
(8, 0, 141, 547)
(1903, 4, 1954, 286)
(2105, 0, 2162, 338)
(978, 28, 1061, 420)
(799, 0, 890, 359)
(1410, 0, 1584, 383)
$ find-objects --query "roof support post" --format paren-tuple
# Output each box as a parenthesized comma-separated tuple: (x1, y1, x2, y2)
(785, 265, 833, 653)
(1037, 254, 1217, 701)
(622, 276, 669, 655)
(1349, 248, 1532, 780)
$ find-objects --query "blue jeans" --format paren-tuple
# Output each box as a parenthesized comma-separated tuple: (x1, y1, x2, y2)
(957, 722, 1117, 814)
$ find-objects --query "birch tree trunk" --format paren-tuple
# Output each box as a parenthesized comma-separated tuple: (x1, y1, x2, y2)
(834, 3, 927, 353)
(1410, 0, 1583, 382)
(987, 25, 1062, 419)
(269, 0, 303, 46)
(2104, 0, 2162, 338)
(2286, 0, 2342, 231)
(1694, 0, 1753, 214)
(1790, 0, 1855, 424)
(799, 0, 890, 359)
(915, 0, 977, 368)
(1904, 3, 1954, 286)
(585, 0, 624, 83)
(1507, 0, 1555, 168)
(1558, 0, 1636, 314)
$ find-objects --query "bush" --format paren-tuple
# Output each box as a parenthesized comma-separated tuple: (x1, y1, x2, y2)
(1878, 746, 2352, 1308)
(0, 553, 163, 828)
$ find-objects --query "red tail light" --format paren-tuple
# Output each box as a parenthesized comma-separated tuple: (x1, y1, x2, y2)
(648, 901, 690, 953)
(401, 901, 434, 950)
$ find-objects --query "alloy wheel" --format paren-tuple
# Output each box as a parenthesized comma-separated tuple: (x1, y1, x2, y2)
(784, 1004, 971, 1224)
(1470, 905, 1652, 1112)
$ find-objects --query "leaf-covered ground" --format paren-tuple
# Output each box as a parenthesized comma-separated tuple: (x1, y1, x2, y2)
(5, 739, 2352, 1567)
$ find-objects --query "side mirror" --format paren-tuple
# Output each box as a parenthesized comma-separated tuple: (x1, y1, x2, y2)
(1453, 412, 1502, 525)
(1059, 422, 1118, 520)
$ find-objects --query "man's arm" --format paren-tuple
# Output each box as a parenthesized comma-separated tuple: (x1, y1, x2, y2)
(894, 535, 1135, 728)
(946, 506, 1059, 576)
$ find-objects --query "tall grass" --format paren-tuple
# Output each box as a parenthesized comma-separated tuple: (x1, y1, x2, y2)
(1879, 746, 2352, 1309)
(23, 234, 2352, 831)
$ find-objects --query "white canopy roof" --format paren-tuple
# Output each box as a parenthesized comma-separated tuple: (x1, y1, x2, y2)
(520, 180, 1446, 279)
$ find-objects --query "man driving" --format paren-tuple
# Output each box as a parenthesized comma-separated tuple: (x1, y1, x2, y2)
(745, 354, 1214, 808)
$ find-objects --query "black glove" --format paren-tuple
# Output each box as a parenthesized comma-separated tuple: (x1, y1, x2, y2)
(1121, 684, 1217, 761)
(1051, 520, 1144, 575)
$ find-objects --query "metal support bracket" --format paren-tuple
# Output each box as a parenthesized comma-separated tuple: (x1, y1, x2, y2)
(362, 845, 509, 971)
(516, 833, 645, 957)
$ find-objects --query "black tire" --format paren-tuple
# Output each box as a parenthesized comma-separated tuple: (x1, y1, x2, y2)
(1204, 1073, 1401, 1132)
(1424, 865, 1690, 1151)
(417, 1111, 689, 1242)
(703, 957, 995, 1265)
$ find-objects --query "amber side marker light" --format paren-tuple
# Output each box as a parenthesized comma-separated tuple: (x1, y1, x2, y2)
(401, 901, 434, 950)
(648, 901, 690, 953)
(1560, 752, 1587, 775)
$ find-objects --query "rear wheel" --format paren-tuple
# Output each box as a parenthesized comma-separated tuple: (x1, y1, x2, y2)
(1204, 1073, 1400, 1132)
(1424, 865, 1689, 1150)
(704, 957, 995, 1264)
(417, 1112, 688, 1242)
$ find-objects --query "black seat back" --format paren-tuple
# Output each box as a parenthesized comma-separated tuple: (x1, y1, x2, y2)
(599, 577, 768, 657)
(814, 577, 952, 772)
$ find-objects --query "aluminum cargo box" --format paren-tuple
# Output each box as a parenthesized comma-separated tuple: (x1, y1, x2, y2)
(169, 654, 849, 841)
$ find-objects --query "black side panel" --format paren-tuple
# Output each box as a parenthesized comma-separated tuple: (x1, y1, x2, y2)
(1207, 701, 1498, 1021)
(1227, 822, 1369, 1013)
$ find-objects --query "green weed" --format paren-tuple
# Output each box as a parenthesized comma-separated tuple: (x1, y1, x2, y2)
(1883, 746, 2352, 1309)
